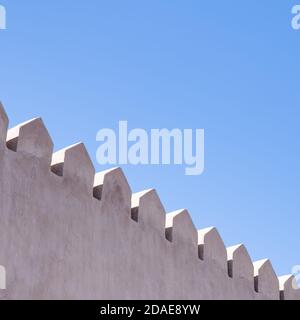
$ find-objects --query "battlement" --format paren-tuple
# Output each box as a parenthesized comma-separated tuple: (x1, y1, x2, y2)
(0, 102, 299, 300)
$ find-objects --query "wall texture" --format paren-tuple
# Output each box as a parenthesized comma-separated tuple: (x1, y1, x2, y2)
(0, 102, 299, 300)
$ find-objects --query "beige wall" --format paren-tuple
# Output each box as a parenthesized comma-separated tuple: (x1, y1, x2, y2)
(0, 103, 299, 300)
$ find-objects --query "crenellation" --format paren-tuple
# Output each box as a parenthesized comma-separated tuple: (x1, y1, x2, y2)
(198, 227, 227, 272)
(0, 102, 8, 144)
(95, 167, 132, 217)
(6, 118, 53, 163)
(279, 275, 300, 300)
(254, 259, 280, 300)
(131, 189, 165, 232)
(51, 143, 95, 194)
(165, 210, 198, 253)
(227, 244, 253, 283)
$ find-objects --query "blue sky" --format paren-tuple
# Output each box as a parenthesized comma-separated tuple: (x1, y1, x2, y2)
(0, 0, 299, 276)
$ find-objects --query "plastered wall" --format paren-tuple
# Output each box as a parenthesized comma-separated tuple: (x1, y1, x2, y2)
(0, 102, 298, 300)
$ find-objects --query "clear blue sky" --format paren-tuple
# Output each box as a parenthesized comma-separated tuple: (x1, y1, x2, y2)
(0, 0, 299, 276)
